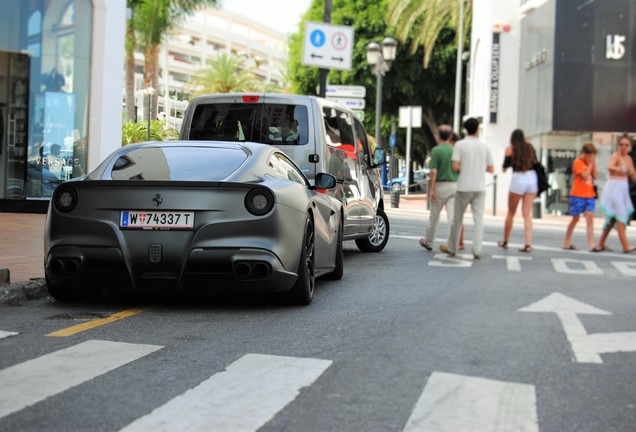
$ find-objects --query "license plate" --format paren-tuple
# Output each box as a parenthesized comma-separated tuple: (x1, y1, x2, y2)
(120, 211, 194, 230)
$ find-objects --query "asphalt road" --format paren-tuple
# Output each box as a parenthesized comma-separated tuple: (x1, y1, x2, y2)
(1, 210, 636, 431)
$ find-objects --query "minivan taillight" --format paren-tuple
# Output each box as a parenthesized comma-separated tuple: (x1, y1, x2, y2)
(242, 95, 260, 103)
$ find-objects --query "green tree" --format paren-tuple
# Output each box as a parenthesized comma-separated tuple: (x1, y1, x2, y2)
(262, 66, 293, 94)
(122, 120, 179, 144)
(288, 0, 460, 165)
(126, 0, 218, 122)
(387, 0, 472, 69)
(186, 53, 261, 96)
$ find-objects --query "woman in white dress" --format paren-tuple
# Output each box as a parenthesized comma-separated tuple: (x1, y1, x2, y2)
(593, 134, 636, 253)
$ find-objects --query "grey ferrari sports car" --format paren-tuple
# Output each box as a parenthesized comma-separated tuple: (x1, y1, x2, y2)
(44, 141, 343, 305)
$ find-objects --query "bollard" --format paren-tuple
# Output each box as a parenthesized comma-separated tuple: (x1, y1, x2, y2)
(492, 174, 497, 216)
(0, 268, 9, 286)
(390, 189, 400, 208)
(532, 198, 541, 218)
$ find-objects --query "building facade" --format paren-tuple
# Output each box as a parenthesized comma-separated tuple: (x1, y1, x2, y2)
(0, 0, 125, 212)
(469, 0, 636, 217)
(0, 2, 288, 213)
(130, 8, 289, 129)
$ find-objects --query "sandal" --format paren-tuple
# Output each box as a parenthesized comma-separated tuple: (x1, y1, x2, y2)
(519, 245, 533, 253)
(562, 245, 579, 250)
(497, 241, 508, 250)
(623, 247, 636, 254)
(590, 247, 603, 252)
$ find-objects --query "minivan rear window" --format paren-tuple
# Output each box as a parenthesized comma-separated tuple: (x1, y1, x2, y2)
(189, 103, 309, 145)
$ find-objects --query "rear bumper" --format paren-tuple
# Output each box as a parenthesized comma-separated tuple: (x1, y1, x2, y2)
(45, 245, 297, 294)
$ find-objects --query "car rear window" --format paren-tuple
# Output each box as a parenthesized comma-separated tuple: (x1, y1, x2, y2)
(188, 103, 309, 145)
(110, 146, 248, 181)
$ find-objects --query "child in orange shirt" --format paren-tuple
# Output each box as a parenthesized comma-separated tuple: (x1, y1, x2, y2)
(563, 142, 598, 251)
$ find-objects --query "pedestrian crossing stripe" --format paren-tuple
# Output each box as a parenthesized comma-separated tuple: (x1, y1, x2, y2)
(0, 330, 18, 340)
(403, 372, 538, 432)
(0, 339, 162, 419)
(120, 353, 333, 432)
(0, 341, 542, 431)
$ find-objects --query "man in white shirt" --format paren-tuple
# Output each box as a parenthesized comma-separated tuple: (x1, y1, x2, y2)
(440, 117, 494, 259)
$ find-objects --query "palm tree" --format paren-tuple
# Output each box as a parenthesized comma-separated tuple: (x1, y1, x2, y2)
(128, 0, 218, 121)
(186, 53, 261, 96)
(262, 66, 293, 94)
(125, 0, 142, 122)
(387, 0, 472, 69)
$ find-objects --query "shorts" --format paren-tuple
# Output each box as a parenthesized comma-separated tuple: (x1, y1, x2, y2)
(569, 196, 596, 216)
(509, 171, 538, 195)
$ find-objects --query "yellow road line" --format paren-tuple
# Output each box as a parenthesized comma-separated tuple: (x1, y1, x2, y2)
(46, 308, 147, 337)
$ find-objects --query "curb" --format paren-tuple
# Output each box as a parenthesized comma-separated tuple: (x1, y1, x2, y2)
(0, 279, 48, 305)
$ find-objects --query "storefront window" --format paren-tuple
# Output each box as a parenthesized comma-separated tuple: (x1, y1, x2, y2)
(0, 0, 91, 200)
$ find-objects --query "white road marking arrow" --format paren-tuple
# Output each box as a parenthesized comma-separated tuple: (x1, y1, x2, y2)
(519, 292, 636, 364)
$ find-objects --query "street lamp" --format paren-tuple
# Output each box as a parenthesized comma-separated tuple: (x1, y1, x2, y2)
(366, 37, 397, 188)
(453, 0, 465, 133)
(143, 87, 156, 141)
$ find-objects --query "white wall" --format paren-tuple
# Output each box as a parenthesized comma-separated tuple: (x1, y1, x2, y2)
(468, 0, 521, 215)
(88, 0, 126, 171)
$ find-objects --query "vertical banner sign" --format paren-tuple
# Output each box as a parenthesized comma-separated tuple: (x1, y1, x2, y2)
(490, 32, 500, 124)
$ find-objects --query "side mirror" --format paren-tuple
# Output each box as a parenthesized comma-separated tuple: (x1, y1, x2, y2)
(371, 148, 386, 167)
(313, 172, 336, 189)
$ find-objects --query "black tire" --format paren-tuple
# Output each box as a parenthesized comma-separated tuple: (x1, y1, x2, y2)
(355, 208, 390, 252)
(46, 276, 101, 302)
(286, 217, 315, 305)
(323, 216, 344, 280)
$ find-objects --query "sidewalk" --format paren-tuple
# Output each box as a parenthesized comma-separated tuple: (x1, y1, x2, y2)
(0, 212, 47, 303)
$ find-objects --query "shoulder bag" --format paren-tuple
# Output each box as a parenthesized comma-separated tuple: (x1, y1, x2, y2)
(534, 160, 549, 195)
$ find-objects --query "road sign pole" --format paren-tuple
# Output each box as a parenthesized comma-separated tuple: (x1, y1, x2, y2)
(398, 105, 422, 196)
(318, 0, 332, 97)
(389, 119, 396, 189)
(373, 68, 386, 187)
(405, 107, 412, 196)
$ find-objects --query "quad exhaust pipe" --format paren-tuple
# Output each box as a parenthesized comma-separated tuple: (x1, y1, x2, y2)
(233, 261, 272, 280)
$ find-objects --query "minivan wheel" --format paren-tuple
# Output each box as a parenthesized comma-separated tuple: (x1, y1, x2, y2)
(355, 208, 389, 252)
(286, 217, 315, 305)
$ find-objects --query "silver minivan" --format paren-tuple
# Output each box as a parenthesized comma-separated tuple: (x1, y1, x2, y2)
(179, 93, 389, 252)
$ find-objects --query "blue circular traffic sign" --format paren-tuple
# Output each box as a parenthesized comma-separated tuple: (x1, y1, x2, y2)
(310, 29, 326, 48)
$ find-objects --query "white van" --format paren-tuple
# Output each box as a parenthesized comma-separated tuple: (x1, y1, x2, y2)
(179, 93, 389, 252)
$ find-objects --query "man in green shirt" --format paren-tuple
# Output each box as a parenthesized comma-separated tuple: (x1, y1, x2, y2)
(419, 125, 461, 250)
